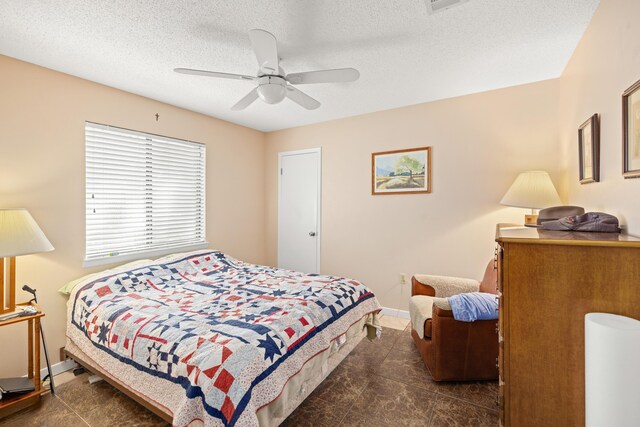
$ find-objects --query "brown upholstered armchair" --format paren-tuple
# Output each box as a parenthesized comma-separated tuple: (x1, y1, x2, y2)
(409, 260, 499, 381)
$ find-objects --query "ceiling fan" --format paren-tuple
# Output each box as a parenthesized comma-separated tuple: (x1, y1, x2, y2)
(175, 29, 360, 111)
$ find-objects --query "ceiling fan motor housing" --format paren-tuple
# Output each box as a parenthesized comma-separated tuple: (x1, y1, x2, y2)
(256, 76, 286, 104)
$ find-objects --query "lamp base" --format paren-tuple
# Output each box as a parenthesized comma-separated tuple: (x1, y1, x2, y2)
(0, 257, 17, 314)
(524, 214, 539, 227)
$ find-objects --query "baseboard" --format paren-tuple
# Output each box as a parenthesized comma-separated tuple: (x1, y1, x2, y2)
(38, 358, 78, 379)
(381, 307, 410, 320)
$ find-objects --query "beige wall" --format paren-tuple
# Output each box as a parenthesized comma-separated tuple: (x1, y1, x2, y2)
(559, 0, 640, 235)
(6, 0, 637, 378)
(265, 79, 562, 311)
(0, 55, 266, 377)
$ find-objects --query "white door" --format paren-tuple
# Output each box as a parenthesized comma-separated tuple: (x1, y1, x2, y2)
(278, 148, 321, 273)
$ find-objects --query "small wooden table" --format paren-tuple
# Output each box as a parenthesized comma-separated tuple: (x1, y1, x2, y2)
(0, 302, 46, 419)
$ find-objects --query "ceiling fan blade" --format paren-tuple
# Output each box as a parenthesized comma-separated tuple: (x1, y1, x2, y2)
(286, 68, 360, 85)
(174, 68, 255, 81)
(285, 86, 321, 110)
(248, 29, 279, 75)
(231, 88, 259, 111)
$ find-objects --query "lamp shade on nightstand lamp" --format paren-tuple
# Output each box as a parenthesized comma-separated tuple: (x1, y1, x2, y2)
(0, 209, 53, 314)
(501, 171, 561, 226)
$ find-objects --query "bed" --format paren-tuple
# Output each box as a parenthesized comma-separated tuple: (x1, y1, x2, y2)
(65, 250, 381, 426)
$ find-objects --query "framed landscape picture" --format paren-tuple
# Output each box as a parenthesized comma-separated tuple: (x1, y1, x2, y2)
(578, 114, 600, 184)
(371, 146, 431, 195)
(623, 78, 640, 178)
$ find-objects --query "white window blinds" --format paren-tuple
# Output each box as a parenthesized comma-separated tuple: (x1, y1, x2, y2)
(85, 122, 206, 266)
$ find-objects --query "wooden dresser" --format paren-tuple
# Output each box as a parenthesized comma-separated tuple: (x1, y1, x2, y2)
(495, 224, 640, 426)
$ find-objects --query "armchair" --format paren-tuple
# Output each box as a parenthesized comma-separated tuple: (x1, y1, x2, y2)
(409, 260, 499, 381)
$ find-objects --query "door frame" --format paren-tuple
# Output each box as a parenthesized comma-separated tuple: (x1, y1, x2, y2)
(277, 147, 322, 273)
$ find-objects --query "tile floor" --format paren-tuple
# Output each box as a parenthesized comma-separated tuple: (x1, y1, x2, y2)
(1, 323, 498, 426)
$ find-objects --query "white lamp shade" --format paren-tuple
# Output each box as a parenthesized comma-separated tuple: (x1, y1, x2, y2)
(500, 171, 561, 209)
(0, 208, 54, 257)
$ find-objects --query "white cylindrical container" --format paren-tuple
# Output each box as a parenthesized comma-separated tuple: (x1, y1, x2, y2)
(585, 313, 640, 427)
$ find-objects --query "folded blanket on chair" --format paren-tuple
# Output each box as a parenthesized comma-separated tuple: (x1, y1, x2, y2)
(448, 292, 498, 322)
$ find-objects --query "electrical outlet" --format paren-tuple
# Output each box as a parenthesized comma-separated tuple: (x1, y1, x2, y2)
(400, 273, 408, 285)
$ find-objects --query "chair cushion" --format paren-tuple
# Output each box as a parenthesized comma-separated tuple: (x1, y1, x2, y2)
(409, 295, 450, 339)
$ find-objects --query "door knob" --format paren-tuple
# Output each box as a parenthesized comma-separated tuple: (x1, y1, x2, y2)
(309, 232, 316, 237)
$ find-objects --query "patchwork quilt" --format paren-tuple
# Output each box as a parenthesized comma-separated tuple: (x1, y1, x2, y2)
(67, 250, 381, 426)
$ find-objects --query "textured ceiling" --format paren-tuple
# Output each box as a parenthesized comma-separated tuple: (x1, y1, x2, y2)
(0, 0, 599, 132)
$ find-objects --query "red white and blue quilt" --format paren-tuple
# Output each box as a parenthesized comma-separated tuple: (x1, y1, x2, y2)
(66, 250, 381, 426)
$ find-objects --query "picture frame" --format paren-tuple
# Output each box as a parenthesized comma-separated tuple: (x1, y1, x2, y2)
(578, 113, 600, 184)
(371, 147, 431, 195)
(623, 78, 640, 178)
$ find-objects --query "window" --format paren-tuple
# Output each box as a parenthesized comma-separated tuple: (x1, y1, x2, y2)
(85, 122, 206, 266)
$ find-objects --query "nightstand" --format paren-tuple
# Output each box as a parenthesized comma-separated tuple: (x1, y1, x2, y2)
(0, 302, 46, 419)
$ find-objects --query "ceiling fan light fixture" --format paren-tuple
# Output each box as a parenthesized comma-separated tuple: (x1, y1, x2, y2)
(256, 76, 286, 104)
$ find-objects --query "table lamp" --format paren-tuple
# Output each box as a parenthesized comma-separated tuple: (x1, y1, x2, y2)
(0, 209, 54, 314)
(500, 171, 561, 226)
